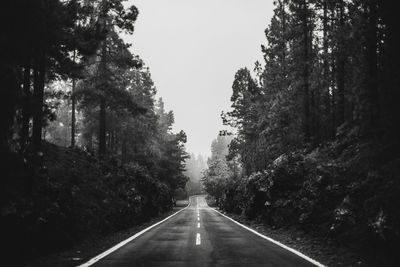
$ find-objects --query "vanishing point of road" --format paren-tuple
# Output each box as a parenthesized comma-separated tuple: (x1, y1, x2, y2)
(81, 195, 324, 267)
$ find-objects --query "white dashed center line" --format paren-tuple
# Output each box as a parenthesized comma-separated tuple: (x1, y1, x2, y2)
(196, 198, 201, 246)
(196, 233, 201, 245)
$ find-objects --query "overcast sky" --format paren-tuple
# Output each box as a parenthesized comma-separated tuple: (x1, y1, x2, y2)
(124, 0, 274, 157)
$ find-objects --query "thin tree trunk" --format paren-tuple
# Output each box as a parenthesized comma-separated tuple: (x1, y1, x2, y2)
(365, 0, 379, 133)
(99, 96, 106, 156)
(336, 0, 345, 126)
(381, 1, 400, 138)
(302, 0, 311, 142)
(107, 130, 111, 150)
(21, 57, 31, 150)
(108, 130, 111, 152)
(121, 130, 127, 165)
(111, 130, 116, 153)
(279, 0, 286, 78)
(329, 3, 337, 137)
(71, 50, 76, 147)
(322, 0, 332, 139)
(98, 0, 108, 157)
(86, 131, 93, 152)
(32, 52, 45, 152)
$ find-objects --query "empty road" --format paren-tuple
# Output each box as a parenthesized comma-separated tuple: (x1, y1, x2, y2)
(83, 195, 323, 267)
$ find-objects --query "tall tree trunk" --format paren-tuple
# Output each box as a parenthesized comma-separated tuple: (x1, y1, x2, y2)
(99, 96, 106, 156)
(21, 57, 31, 150)
(331, 58, 336, 136)
(107, 130, 111, 150)
(364, 0, 379, 133)
(114, 131, 119, 155)
(86, 131, 93, 152)
(329, 3, 337, 137)
(70, 50, 76, 147)
(98, 0, 108, 157)
(322, 1, 330, 137)
(381, 0, 400, 138)
(302, 0, 311, 142)
(121, 130, 127, 166)
(111, 130, 116, 153)
(336, 0, 345, 127)
(322, 0, 332, 139)
(32, 52, 45, 152)
(279, 0, 286, 78)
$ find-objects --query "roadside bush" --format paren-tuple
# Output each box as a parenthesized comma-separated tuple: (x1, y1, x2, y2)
(218, 138, 400, 255)
(0, 143, 175, 264)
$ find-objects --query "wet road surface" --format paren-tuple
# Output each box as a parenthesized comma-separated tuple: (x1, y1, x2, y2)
(86, 195, 322, 267)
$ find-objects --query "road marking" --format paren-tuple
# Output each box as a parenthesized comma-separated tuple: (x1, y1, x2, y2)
(197, 216, 200, 221)
(197, 222, 200, 228)
(196, 233, 201, 245)
(212, 208, 326, 267)
(78, 202, 190, 267)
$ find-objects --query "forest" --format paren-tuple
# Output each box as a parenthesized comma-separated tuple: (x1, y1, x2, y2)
(202, 0, 400, 266)
(1, 0, 400, 266)
(0, 0, 189, 264)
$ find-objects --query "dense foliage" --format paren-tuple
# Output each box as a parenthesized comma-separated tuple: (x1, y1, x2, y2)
(204, 0, 400, 265)
(1, 143, 174, 263)
(222, 0, 400, 171)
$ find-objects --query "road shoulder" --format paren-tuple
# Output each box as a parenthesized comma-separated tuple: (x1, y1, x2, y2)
(214, 208, 367, 267)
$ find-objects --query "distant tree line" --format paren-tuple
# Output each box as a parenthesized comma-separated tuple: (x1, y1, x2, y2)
(184, 153, 207, 195)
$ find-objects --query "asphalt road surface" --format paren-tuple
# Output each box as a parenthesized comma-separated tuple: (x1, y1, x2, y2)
(85, 195, 322, 267)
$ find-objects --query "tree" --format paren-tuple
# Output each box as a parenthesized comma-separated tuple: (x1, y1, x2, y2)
(222, 68, 261, 174)
(220, 0, 396, 181)
(96, 0, 139, 157)
(202, 135, 235, 206)
(0, 0, 103, 153)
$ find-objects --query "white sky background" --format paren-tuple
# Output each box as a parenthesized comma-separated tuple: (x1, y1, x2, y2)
(124, 0, 274, 157)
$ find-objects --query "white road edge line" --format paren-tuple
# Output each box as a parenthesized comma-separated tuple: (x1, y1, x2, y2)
(212, 208, 326, 267)
(196, 233, 201, 245)
(77, 203, 190, 267)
